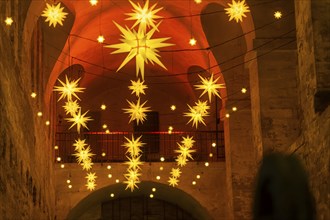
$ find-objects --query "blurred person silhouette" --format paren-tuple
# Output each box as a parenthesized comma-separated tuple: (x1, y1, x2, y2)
(253, 153, 316, 220)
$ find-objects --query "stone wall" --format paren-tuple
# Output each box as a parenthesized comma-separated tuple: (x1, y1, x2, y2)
(0, 0, 55, 219)
(292, 0, 330, 219)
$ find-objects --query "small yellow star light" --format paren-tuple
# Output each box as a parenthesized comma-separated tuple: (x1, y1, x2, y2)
(124, 98, 151, 125)
(184, 104, 208, 128)
(81, 159, 94, 171)
(274, 11, 282, 19)
(129, 79, 148, 97)
(5, 17, 13, 26)
(125, 155, 144, 170)
(106, 22, 173, 80)
(73, 139, 87, 151)
(41, 3, 68, 27)
(73, 146, 95, 164)
(225, 0, 250, 23)
(194, 100, 210, 115)
(123, 135, 145, 157)
(124, 178, 141, 192)
(194, 0, 202, 4)
(126, 0, 163, 33)
(100, 104, 107, 110)
(97, 35, 105, 43)
(86, 181, 96, 191)
(176, 155, 188, 167)
(170, 105, 176, 111)
(194, 74, 225, 102)
(89, 0, 98, 6)
(63, 100, 80, 116)
(189, 38, 197, 46)
(175, 143, 196, 161)
(181, 136, 195, 149)
(53, 76, 85, 101)
(124, 169, 142, 181)
(170, 168, 182, 178)
(86, 172, 97, 182)
(168, 176, 179, 187)
(66, 109, 92, 133)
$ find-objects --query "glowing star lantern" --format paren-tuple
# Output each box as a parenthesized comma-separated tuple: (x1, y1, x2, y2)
(194, 100, 210, 115)
(73, 146, 95, 164)
(168, 176, 179, 187)
(181, 136, 195, 149)
(126, 0, 163, 33)
(100, 104, 107, 110)
(66, 109, 92, 133)
(106, 22, 173, 80)
(225, 0, 250, 23)
(129, 79, 148, 97)
(124, 169, 142, 181)
(86, 181, 96, 191)
(81, 159, 94, 171)
(63, 100, 80, 116)
(97, 35, 105, 43)
(123, 135, 144, 158)
(176, 155, 188, 167)
(274, 11, 282, 19)
(124, 98, 151, 125)
(175, 143, 195, 161)
(53, 76, 85, 101)
(89, 0, 98, 6)
(170, 168, 182, 178)
(194, 74, 225, 102)
(124, 178, 141, 192)
(31, 92, 37, 98)
(184, 104, 207, 128)
(189, 38, 197, 46)
(73, 139, 87, 151)
(194, 0, 202, 4)
(125, 155, 144, 170)
(5, 17, 13, 26)
(41, 3, 68, 27)
(86, 172, 97, 182)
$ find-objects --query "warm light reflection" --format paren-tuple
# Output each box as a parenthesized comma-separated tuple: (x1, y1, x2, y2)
(189, 38, 197, 46)
(31, 92, 37, 98)
(232, 106, 237, 111)
(170, 105, 176, 111)
(97, 35, 105, 43)
(100, 104, 107, 110)
(241, 88, 247, 93)
(5, 17, 13, 26)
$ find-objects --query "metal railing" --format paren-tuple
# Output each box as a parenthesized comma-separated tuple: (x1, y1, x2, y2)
(55, 131, 225, 163)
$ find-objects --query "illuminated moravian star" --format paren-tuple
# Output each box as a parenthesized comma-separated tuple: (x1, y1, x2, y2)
(168, 176, 179, 187)
(176, 155, 188, 167)
(106, 22, 173, 80)
(193, 100, 210, 115)
(53, 76, 85, 101)
(175, 143, 196, 161)
(123, 135, 145, 158)
(81, 159, 94, 171)
(194, 74, 225, 102)
(126, 0, 163, 33)
(181, 136, 195, 149)
(124, 98, 151, 125)
(124, 169, 142, 181)
(66, 109, 92, 133)
(73, 145, 94, 164)
(125, 155, 144, 170)
(63, 100, 80, 116)
(86, 180, 96, 191)
(41, 3, 68, 27)
(85, 172, 97, 182)
(129, 79, 148, 97)
(225, 0, 250, 23)
(124, 178, 140, 192)
(184, 104, 208, 128)
(170, 168, 182, 178)
(73, 138, 87, 151)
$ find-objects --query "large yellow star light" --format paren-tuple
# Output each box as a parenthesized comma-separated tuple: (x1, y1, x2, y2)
(194, 74, 225, 102)
(184, 104, 207, 128)
(73, 138, 87, 151)
(126, 0, 163, 33)
(73, 146, 95, 164)
(106, 22, 173, 80)
(168, 176, 179, 187)
(66, 109, 92, 133)
(53, 76, 85, 101)
(225, 0, 250, 23)
(124, 98, 151, 125)
(41, 3, 68, 27)
(125, 155, 144, 170)
(123, 135, 145, 157)
(63, 100, 80, 116)
(129, 79, 148, 97)
(170, 168, 182, 178)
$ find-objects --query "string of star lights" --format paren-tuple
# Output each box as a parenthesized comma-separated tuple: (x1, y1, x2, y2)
(123, 135, 145, 191)
(41, 2, 68, 27)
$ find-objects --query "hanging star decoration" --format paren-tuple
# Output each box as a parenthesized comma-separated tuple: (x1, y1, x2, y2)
(81, 159, 94, 171)
(73, 138, 88, 151)
(184, 101, 210, 128)
(66, 109, 92, 133)
(126, 0, 163, 33)
(129, 79, 148, 97)
(225, 0, 250, 23)
(124, 98, 151, 125)
(168, 176, 179, 187)
(53, 76, 85, 101)
(86, 180, 96, 191)
(63, 100, 80, 116)
(194, 74, 225, 102)
(123, 135, 145, 191)
(86, 172, 97, 182)
(175, 136, 196, 167)
(73, 145, 95, 165)
(106, 22, 173, 80)
(170, 168, 182, 178)
(41, 3, 68, 27)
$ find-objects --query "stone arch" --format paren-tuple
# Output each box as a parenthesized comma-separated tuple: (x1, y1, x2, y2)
(67, 181, 212, 220)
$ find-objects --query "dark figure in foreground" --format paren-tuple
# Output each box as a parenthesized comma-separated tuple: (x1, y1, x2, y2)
(253, 153, 316, 220)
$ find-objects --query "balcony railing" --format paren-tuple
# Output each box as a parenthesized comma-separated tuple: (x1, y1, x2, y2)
(55, 131, 225, 163)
